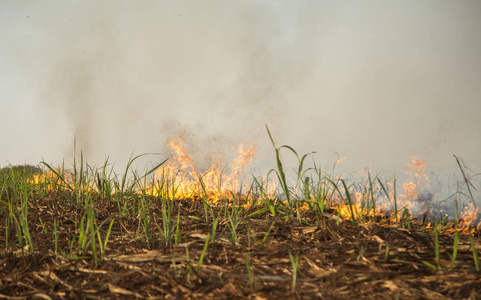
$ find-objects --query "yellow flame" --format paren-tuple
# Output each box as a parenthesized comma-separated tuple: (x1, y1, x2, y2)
(26, 148, 481, 234)
(149, 136, 256, 203)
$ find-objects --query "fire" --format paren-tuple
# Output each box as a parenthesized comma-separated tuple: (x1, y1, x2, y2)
(29, 170, 72, 190)
(332, 157, 481, 234)
(457, 202, 481, 234)
(149, 136, 256, 203)
(336, 191, 385, 222)
(379, 157, 433, 223)
(25, 142, 481, 234)
(28, 136, 256, 202)
(406, 158, 430, 189)
(398, 157, 431, 212)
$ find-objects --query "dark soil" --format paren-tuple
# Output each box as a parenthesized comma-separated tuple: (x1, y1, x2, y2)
(1, 192, 480, 299)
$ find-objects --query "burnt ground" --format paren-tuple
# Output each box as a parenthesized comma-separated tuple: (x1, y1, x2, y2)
(1, 192, 480, 299)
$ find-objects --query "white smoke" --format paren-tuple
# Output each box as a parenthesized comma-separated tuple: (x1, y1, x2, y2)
(0, 1, 480, 187)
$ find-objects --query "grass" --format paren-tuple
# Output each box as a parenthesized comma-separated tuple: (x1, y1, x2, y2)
(422, 223, 441, 271)
(0, 131, 480, 298)
(471, 234, 480, 272)
(245, 254, 256, 290)
(288, 251, 300, 293)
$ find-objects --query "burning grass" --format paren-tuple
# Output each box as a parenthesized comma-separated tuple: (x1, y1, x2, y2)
(1, 130, 480, 299)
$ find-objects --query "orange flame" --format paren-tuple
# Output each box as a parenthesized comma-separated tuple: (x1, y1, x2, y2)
(149, 136, 255, 203)
(457, 202, 481, 234)
(396, 157, 432, 215)
(26, 147, 481, 234)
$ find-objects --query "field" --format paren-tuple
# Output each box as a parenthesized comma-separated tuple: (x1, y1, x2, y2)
(1, 135, 480, 299)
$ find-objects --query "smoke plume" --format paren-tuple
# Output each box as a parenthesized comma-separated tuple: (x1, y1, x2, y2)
(1, 1, 480, 184)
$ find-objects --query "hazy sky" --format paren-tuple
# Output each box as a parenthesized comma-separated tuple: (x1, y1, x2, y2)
(1, 1, 480, 177)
